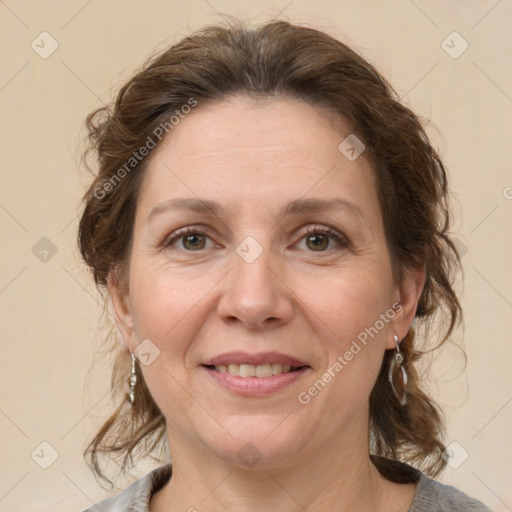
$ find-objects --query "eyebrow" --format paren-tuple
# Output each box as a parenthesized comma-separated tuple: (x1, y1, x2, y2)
(147, 197, 365, 222)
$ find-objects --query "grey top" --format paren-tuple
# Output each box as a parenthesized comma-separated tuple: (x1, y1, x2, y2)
(83, 457, 493, 511)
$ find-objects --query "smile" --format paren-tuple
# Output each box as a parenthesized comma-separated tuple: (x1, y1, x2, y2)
(202, 365, 309, 397)
(208, 363, 303, 378)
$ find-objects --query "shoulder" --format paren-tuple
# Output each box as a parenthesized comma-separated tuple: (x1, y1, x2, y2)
(411, 472, 493, 512)
(80, 464, 172, 512)
(371, 455, 493, 512)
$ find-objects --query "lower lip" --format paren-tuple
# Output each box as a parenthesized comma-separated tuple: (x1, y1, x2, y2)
(203, 366, 309, 397)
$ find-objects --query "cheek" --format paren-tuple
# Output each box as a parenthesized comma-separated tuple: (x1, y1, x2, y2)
(290, 271, 393, 439)
(130, 258, 199, 330)
(128, 266, 210, 419)
(306, 266, 393, 388)
(308, 264, 393, 339)
(128, 263, 205, 355)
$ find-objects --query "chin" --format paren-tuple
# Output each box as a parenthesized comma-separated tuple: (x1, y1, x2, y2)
(198, 414, 311, 470)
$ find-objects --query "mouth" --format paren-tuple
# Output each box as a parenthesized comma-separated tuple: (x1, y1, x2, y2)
(201, 352, 310, 396)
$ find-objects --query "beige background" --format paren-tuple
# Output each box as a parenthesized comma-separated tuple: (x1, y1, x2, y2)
(1, 1, 511, 511)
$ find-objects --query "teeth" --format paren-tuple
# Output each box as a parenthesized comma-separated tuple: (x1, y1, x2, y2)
(239, 364, 256, 377)
(256, 364, 272, 378)
(216, 363, 296, 377)
(272, 363, 291, 374)
(228, 364, 239, 376)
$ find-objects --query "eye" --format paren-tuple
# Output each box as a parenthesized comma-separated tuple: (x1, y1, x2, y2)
(163, 228, 214, 251)
(297, 226, 349, 252)
(162, 225, 350, 253)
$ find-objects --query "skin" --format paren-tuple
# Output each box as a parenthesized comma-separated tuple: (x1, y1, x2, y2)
(109, 96, 425, 511)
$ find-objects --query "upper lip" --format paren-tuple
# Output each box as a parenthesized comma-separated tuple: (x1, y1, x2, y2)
(203, 351, 309, 367)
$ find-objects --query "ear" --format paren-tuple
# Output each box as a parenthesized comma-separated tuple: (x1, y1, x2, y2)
(386, 265, 426, 349)
(107, 268, 135, 350)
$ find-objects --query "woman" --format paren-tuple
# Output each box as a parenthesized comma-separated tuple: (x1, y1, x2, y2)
(78, 19, 492, 511)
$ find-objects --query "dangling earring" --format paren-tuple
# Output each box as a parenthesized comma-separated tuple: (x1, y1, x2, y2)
(128, 353, 137, 405)
(388, 335, 407, 406)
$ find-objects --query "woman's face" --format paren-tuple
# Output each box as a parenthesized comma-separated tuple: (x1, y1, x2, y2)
(110, 96, 422, 468)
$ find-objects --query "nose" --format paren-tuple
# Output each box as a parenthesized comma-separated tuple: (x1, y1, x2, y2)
(216, 240, 294, 330)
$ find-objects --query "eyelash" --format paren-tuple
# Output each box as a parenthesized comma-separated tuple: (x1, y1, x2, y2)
(162, 225, 350, 252)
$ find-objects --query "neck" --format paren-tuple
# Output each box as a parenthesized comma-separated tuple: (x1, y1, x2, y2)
(151, 425, 394, 512)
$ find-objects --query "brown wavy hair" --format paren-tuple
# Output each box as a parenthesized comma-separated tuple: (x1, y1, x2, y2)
(78, 19, 463, 487)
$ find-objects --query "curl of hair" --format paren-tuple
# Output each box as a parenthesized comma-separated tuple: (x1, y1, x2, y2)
(78, 19, 462, 486)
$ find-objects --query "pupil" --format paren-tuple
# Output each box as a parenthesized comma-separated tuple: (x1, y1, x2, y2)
(308, 234, 327, 250)
(186, 234, 203, 249)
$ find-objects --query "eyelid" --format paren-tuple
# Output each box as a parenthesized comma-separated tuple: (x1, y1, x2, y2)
(162, 223, 350, 252)
(161, 225, 217, 248)
(299, 224, 351, 250)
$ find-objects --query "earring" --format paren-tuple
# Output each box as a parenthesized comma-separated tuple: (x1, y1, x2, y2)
(388, 335, 407, 406)
(128, 353, 137, 405)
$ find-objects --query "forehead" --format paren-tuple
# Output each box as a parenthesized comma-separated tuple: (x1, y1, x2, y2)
(136, 95, 380, 223)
